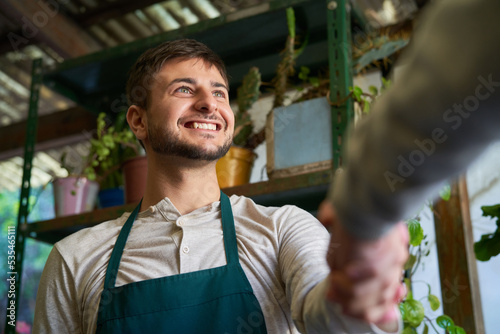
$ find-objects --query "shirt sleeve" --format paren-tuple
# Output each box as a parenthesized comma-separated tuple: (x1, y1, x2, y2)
(276, 205, 398, 333)
(33, 246, 82, 334)
(330, 0, 500, 239)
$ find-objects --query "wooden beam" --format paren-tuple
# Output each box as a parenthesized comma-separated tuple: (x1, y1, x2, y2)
(0, 106, 97, 160)
(69, 0, 165, 27)
(433, 177, 485, 334)
(0, 0, 101, 58)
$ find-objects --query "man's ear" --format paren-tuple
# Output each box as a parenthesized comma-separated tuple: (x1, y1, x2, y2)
(127, 105, 147, 142)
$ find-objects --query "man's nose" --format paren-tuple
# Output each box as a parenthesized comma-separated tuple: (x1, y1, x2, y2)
(194, 91, 217, 113)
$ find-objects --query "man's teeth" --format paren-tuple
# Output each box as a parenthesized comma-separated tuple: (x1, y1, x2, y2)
(191, 122, 216, 130)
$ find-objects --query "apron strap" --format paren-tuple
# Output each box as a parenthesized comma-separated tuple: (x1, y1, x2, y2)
(103, 200, 142, 290)
(220, 191, 239, 265)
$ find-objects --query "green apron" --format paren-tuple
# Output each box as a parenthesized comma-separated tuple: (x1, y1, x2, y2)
(95, 192, 267, 334)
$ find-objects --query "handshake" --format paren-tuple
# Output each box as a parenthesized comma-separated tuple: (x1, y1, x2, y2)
(318, 201, 409, 332)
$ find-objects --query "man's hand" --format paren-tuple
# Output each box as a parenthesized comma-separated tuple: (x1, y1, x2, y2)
(317, 200, 409, 327)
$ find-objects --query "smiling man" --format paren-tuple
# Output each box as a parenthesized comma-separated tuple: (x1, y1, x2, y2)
(33, 39, 406, 334)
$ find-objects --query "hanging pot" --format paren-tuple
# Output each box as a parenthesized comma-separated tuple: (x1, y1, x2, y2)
(216, 146, 256, 188)
(122, 155, 148, 204)
(52, 176, 99, 217)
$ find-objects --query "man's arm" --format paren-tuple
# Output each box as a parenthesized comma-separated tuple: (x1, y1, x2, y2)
(33, 246, 82, 334)
(276, 206, 401, 333)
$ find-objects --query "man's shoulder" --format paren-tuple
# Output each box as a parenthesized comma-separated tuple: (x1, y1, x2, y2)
(54, 212, 129, 259)
(229, 194, 316, 221)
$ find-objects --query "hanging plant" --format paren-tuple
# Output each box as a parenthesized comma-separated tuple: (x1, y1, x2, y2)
(401, 188, 465, 334)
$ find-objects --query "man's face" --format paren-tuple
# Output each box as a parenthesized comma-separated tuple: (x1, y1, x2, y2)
(145, 58, 234, 161)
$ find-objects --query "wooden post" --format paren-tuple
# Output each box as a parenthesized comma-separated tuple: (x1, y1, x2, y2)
(433, 177, 485, 334)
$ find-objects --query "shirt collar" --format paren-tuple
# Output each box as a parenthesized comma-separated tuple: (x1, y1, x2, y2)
(138, 197, 222, 222)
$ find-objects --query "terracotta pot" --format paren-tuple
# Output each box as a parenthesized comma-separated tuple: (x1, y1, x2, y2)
(122, 155, 148, 204)
(216, 146, 256, 188)
(52, 176, 99, 217)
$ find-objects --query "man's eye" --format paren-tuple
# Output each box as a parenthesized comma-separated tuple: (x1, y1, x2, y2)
(213, 91, 225, 98)
(176, 86, 191, 93)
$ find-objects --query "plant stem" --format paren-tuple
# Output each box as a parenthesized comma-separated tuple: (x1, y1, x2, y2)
(410, 245, 423, 276)
(424, 315, 441, 333)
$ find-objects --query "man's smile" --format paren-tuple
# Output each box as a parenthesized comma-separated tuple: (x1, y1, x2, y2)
(184, 121, 220, 131)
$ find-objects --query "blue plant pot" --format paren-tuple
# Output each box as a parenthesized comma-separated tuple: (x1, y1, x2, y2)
(98, 187, 124, 208)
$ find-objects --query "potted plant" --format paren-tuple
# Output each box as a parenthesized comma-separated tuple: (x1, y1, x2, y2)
(216, 67, 261, 188)
(51, 151, 99, 217)
(84, 112, 144, 207)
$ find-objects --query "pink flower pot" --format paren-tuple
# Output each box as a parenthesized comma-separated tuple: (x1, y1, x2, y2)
(52, 177, 99, 217)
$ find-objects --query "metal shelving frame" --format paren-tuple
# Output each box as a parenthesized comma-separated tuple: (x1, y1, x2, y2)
(5, 1, 353, 332)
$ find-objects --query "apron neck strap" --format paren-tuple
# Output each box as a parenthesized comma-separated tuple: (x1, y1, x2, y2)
(103, 192, 239, 290)
(219, 191, 239, 265)
(104, 200, 142, 290)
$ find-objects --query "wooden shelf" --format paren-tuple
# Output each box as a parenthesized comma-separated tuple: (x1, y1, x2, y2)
(24, 169, 332, 244)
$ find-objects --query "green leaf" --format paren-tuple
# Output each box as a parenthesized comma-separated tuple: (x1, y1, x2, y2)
(439, 184, 451, 201)
(404, 254, 417, 270)
(474, 204, 500, 261)
(399, 302, 405, 317)
(404, 278, 413, 299)
(407, 219, 424, 246)
(436, 315, 454, 329)
(381, 77, 392, 90)
(474, 233, 500, 261)
(402, 299, 425, 327)
(401, 327, 414, 334)
(362, 99, 370, 114)
(481, 204, 500, 224)
(428, 294, 440, 311)
(299, 66, 310, 77)
(286, 7, 295, 39)
(447, 325, 466, 334)
(309, 77, 320, 87)
(352, 86, 363, 101)
(368, 85, 378, 96)
(423, 323, 429, 334)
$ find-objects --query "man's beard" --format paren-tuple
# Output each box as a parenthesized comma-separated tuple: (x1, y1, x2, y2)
(148, 122, 232, 161)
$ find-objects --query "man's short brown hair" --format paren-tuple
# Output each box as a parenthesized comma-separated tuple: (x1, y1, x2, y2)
(126, 39, 229, 109)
